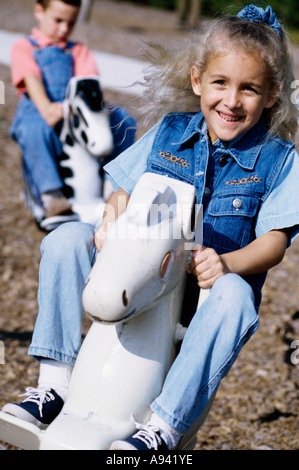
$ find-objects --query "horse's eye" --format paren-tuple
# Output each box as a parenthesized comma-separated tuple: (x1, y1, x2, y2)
(73, 115, 80, 128)
(160, 251, 175, 279)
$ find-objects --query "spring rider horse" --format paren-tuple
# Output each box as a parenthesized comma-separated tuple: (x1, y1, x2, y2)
(22, 76, 114, 232)
(0, 172, 214, 450)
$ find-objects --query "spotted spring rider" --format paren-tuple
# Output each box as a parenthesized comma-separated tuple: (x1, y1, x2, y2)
(0, 172, 214, 450)
(23, 76, 114, 231)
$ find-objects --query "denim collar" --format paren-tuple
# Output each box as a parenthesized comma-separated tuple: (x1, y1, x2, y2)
(175, 112, 269, 171)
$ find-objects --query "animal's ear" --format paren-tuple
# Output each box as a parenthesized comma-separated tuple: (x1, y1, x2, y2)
(181, 193, 201, 242)
(146, 186, 177, 228)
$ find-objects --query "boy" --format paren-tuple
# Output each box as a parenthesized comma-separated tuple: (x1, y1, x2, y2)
(10, 0, 136, 227)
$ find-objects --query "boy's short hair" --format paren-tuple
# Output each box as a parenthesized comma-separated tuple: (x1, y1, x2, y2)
(36, 0, 82, 8)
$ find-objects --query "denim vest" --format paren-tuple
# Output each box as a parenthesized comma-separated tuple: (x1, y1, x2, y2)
(27, 37, 75, 102)
(10, 38, 75, 140)
(146, 112, 294, 306)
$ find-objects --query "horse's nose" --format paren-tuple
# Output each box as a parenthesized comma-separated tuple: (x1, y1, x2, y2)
(122, 290, 129, 307)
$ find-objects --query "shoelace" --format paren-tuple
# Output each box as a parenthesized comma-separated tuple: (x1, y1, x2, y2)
(131, 415, 163, 450)
(19, 387, 55, 418)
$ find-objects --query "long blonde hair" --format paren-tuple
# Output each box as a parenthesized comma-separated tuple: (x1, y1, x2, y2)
(139, 16, 298, 142)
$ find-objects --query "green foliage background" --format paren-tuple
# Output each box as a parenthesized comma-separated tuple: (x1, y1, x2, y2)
(130, 0, 299, 29)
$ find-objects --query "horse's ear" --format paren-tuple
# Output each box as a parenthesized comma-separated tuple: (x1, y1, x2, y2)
(145, 186, 177, 229)
(181, 194, 202, 244)
(190, 195, 197, 233)
(65, 76, 75, 100)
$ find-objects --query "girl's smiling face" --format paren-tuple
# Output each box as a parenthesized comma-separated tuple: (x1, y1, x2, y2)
(191, 49, 279, 143)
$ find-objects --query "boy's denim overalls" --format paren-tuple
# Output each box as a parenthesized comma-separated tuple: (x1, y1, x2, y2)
(10, 37, 136, 203)
(28, 112, 294, 433)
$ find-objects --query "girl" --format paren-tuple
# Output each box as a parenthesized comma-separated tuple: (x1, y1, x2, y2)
(3, 4, 299, 450)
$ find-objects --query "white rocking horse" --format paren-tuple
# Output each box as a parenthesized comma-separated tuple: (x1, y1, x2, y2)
(59, 75, 114, 223)
(23, 76, 114, 232)
(0, 173, 214, 450)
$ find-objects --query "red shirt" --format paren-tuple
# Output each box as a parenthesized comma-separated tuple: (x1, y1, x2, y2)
(11, 28, 99, 95)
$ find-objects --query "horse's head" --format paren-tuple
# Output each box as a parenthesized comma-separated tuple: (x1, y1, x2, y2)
(82, 173, 201, 323)
(62, 76, 113, 158)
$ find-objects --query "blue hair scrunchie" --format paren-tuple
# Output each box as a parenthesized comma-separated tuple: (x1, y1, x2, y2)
(237, 4, 282, 38)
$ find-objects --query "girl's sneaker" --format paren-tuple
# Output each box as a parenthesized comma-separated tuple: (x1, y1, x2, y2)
(110, 420, 169, 450)
(2, 387, 64, 429)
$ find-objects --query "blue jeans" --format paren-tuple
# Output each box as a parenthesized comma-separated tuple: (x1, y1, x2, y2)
(29, 222, 259, 432)
(11, 97, 137, 201)
(11, 97, 64, 201)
